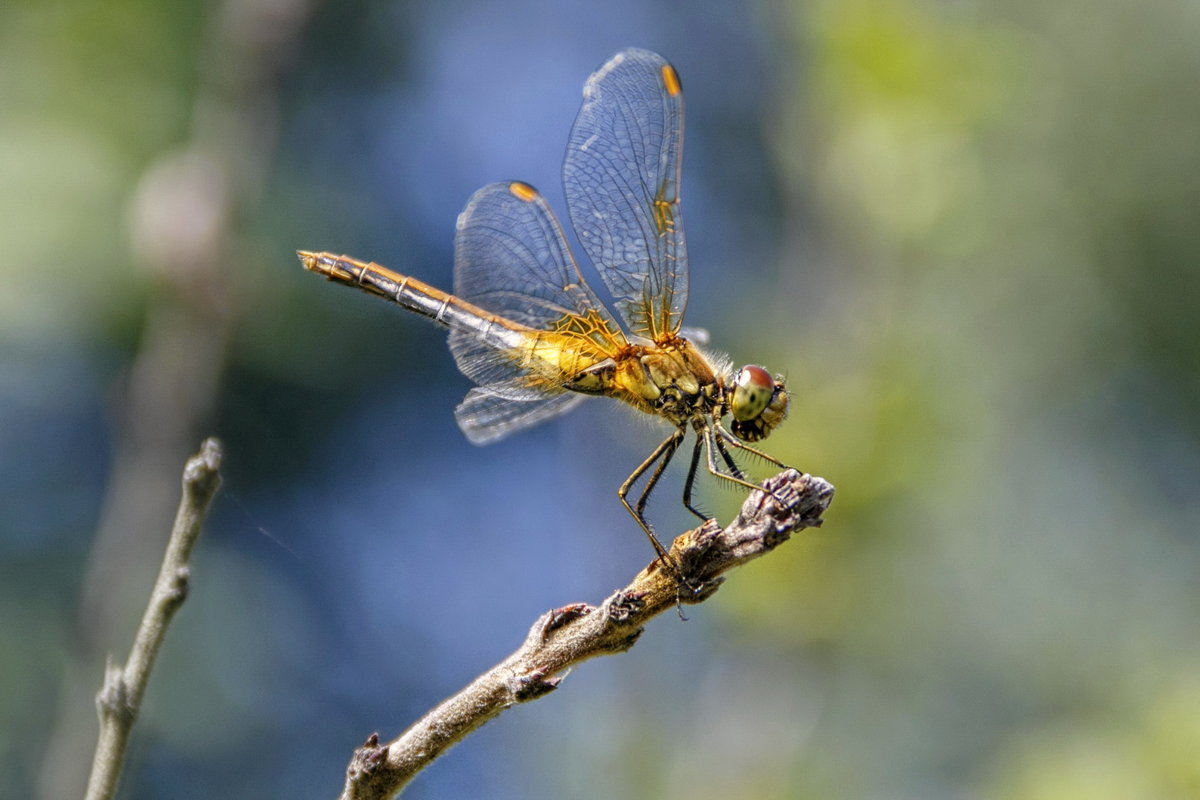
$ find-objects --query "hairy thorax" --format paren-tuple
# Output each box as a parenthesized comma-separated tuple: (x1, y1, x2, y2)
(562, 335, 728, 426)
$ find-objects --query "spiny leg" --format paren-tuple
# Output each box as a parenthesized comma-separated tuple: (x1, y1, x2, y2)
(700, 425, 777, 495)
(681, 434, 708, 521)
(713, 434, 746, 481)
(618, 427, 686, 562)
(634, 432, 682, 520)
(703, 423, 793, 510)
(714, 423, 788, 469)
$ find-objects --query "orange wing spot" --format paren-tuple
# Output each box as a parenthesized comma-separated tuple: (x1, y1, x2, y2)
(660, 64, 681, 97)
(509, 181, 539, 202)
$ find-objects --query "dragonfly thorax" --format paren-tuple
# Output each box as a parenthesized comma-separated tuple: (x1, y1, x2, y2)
(624, 339, 721, 422)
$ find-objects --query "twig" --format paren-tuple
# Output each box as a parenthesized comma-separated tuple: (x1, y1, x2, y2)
(337, 468, 834, 800)
(83, 438, 224, 800)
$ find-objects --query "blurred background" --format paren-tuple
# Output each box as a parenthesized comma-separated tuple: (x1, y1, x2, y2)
(3, 0, 1199, 798)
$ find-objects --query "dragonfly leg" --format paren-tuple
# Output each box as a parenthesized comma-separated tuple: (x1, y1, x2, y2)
(712, 434, 747, 481)
(714, 423, 788, 469)
(618, 427, 686, 561)
(681, 434, 708, 521)
(634, 433, 683, 519)
(694, 423, 794, 515)
(699, 425, 778, 495)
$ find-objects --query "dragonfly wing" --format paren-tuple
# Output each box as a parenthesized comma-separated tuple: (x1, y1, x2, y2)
(449, 181, 626, 442)
(564, 48, 688, 340)
(455, 383, 587, 445)
(454, 182, 622, 332)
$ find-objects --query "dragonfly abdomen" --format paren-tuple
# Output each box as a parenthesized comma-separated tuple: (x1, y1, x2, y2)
(298, 251, 529, 352)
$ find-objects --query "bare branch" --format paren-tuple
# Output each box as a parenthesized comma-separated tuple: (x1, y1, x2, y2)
(337, 468, 834, 800)
(84, 438, 224, 800)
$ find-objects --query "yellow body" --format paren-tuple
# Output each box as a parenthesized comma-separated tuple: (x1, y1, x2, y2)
(298, 251, 730, 427)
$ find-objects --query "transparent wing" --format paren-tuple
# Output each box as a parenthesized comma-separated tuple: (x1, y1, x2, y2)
(455, 384, 586, 445)
(564, 48, 688, 340)
(449, 181, 627, 442)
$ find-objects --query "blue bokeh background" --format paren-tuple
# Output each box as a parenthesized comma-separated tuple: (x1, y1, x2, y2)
(4, 1, 1200, 798)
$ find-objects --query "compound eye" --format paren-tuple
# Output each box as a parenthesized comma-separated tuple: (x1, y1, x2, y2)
(730, 365, 774, 422)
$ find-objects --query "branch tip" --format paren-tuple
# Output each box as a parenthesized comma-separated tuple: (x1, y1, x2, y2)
(183, 436, 224, 496)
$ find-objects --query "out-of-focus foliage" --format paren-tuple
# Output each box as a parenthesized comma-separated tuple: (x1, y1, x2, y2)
(0, 1, 201, 343)
(719, 1, 1200, 798)
(3, 0, 1199, 798)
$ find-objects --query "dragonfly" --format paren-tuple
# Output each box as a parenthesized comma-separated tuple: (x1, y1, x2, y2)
(299, 48, 791, 563)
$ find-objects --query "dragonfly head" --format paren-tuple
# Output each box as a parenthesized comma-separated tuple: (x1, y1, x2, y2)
(728, 365, 789, 443)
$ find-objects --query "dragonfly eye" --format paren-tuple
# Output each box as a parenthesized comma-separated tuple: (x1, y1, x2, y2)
(729, 365, 789, 442)
(731, 365, 775, 421)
